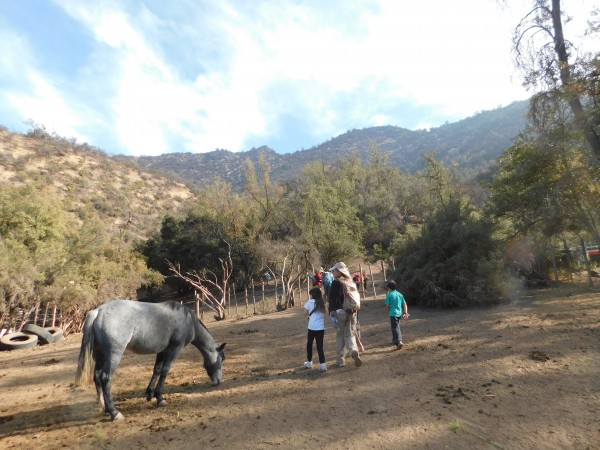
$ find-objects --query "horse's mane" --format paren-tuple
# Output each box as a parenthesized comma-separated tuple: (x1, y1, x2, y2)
(183, 307, 207, 330)
(163, 300, 210, 332)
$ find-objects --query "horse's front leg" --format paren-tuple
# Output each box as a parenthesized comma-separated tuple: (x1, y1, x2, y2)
(146, 353, 165, 403)
(153, 346, 184, 407)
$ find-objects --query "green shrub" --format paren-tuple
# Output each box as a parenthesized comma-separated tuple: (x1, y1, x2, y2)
(391, 199, 502, 308)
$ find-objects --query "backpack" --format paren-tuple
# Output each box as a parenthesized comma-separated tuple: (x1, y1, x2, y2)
(322, 271, 334, 287)
(341, 279, 361, 311)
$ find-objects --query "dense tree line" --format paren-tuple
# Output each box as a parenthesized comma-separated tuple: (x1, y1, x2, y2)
(1, 125, 598, 328)
(1, 0, 598, 328)
(0, 183, 162, 329)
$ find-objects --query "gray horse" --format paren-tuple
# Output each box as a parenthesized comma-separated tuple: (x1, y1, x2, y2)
(75, 299, 226, 421)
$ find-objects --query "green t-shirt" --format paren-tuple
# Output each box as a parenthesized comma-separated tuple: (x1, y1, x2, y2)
(384, 290, 406, 317)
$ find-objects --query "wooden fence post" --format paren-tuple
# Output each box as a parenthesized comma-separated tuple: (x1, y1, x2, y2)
(227, 286, 231, 318)
(358, 263, 366, 299)
(42, 303, 49, 327)
(251, 279, 257, 314)
(298, 265, 303, 298)
(380, 260, 386, 283)
(33, 302, 40, 326)
(368, 262, 377, 298)
(281, 277, 287, 308)
(233, 283, 238, 318)
(580, 238, 594, 287)
(261, 281, 266, 313)
(244, 286, 249, 316)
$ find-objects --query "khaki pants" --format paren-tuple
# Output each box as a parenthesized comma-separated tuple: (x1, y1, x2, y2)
(335, 309, 357, 365)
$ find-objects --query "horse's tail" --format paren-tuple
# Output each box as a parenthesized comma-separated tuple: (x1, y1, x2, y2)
(75, 308, 99, 386)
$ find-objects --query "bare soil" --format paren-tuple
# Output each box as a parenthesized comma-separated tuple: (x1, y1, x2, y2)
(1, 280, 599, 450)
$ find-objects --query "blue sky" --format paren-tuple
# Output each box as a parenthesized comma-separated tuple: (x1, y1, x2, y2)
(0, 1, 595, 156)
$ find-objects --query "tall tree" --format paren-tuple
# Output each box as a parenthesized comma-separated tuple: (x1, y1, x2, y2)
(512, 0, 600, 161)
(242, 152, 292, 239)
(487, 107, 600, 244)
(300, 158, 364, 263)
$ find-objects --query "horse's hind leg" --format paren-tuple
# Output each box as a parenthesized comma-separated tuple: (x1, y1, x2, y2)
(97, 349, 125, 421)
(92, 350, 106, 411)
(93, 367, 105, 411)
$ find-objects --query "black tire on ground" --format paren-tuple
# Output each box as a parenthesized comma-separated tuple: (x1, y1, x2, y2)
(0, 332, 38, 350)
(22, 324, 53, 344)
(45, 326, 65, 343)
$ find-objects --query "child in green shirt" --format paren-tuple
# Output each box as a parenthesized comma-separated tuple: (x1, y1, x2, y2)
(384, 280, 409, 349)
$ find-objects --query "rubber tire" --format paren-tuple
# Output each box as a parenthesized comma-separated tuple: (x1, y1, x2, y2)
(45, 326, 65, 343)
(0, 332, 38, 350)
(22, 324, 53, 344)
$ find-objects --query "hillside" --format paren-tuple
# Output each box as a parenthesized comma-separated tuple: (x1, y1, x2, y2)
(0, 128, 197, 240)
(132, 100, 529, 190)
(0, 100, 529, 209)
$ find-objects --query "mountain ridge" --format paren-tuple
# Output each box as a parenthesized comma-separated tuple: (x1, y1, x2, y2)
(130, 100, 529, 189)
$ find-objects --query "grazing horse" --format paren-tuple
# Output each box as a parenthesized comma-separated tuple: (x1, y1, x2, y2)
(75, 299, 226, 421)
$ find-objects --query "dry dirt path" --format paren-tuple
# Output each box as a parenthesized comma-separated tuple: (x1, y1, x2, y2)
(1, 285, 599, 449)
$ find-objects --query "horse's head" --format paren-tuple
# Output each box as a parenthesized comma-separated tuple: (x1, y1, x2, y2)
(205, 343, 226, 386)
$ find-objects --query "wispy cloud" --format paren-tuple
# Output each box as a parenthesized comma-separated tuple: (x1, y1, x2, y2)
(0, 0, 596, 155)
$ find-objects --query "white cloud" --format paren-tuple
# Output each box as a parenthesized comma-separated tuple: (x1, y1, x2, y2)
(6, 72, 84, 139)
(0, 0, 596, 155)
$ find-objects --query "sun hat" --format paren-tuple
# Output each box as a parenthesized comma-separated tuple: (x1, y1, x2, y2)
(329, 262, 351, 279)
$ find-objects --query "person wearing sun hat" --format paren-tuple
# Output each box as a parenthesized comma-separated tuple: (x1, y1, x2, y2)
(328, 262, 362, 367)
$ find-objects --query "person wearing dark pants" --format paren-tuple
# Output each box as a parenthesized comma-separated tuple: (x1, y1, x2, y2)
(384, 280, 409, 349)
(303, 287, 327, 372)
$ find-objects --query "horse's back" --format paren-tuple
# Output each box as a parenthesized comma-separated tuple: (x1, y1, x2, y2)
(93, 300, 192, 354)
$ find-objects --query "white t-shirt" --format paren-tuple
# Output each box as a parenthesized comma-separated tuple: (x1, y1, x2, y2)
(304, 298, 325, 331)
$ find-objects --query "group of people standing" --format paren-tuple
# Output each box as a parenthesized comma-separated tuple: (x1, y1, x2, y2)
(302, 261, 409, 372)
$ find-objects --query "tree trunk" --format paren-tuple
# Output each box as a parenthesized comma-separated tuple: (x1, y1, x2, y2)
(551, 0, 600, 161)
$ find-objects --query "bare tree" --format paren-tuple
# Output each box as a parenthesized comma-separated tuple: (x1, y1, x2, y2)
(167, 241, 233, 321)
(259, 239, 315, 310)
(512, 0, 600, 161)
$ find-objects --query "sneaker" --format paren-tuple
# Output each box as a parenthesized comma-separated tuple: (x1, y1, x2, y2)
(319, 363, 327, 372)
(396, 343, 403, 350)
(304, 361, 313, 369)
(351, 350, 362, 367)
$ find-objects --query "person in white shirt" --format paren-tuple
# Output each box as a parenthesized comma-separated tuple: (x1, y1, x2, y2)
(303, 287, 327, 372)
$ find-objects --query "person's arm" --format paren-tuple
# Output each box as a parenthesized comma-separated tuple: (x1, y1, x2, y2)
(402, 297, 409, 319)
(304, 299, 312, 317)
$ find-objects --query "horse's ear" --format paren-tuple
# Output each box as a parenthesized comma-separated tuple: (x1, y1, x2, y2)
(217, 343, 226, 351)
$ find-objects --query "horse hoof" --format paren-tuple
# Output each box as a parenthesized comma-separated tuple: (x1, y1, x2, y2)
(157, 399, 168, 407)
(112, 412, 125, 421)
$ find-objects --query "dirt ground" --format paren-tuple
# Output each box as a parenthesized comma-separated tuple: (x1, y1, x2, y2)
(1, 278, 599, 450)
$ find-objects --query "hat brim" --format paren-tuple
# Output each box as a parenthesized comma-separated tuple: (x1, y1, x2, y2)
(331, 267, 351, 279)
